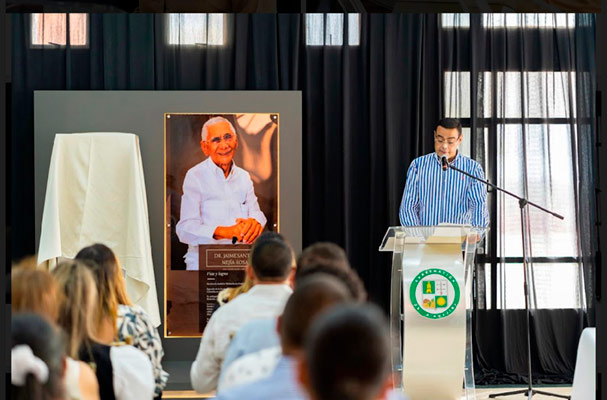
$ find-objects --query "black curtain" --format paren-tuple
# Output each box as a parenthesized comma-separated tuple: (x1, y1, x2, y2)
(10, 13, 596, 385)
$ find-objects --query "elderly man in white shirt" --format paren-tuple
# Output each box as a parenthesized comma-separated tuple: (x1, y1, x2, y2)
(190, 234, 296, 394)
(176, 116, 267, 270)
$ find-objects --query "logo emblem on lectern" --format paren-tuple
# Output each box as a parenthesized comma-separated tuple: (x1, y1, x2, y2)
(410, 268, 460, 319)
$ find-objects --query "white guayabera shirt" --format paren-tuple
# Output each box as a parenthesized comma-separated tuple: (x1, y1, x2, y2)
(176, 157, 267, 270)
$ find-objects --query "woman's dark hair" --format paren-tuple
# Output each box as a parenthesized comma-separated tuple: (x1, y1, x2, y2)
(12, 313, 66, 400)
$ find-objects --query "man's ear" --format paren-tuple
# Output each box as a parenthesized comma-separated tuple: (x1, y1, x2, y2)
(297, 357, 313, 399)
(377, 373, 396, 400)
(245, 264, 256, 282)
(287, 265, 297, 289)
(200, 140, 210, 156)
(276, 315, 282, 335)
(61, 356, 67, 379)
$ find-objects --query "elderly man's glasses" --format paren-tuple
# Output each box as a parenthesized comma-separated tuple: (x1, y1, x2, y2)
(207, 133, 235, 145)
(434, 133, 461, 145)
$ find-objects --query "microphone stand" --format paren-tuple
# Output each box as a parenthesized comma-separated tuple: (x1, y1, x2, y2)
(443, 161, 569, 399)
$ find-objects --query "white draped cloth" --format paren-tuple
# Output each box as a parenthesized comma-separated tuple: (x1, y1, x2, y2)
(38, 132, 161, 326)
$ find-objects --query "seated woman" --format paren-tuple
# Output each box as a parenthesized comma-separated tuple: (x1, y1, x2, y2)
(11, 262, 99, 400)
(53, 260, 155, 400)
(12, 313, 66, 400)
(75, 243, 168, 399)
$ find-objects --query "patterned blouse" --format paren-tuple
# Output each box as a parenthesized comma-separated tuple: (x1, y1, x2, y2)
(117, 304, 169, 397)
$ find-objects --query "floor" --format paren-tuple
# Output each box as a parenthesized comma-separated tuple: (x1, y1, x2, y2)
(161, 386, 572, 399)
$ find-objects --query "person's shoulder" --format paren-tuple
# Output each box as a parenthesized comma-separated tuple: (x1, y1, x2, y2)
(232, 163, 253, 181)
(184, 159, 208, 178)
(414, 153, 436, 163)
(458, 155, 483, 170)
(110, 344, 151, 369)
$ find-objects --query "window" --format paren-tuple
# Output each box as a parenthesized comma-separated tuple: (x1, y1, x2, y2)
(305, 14, 360, 46)
(167, 14, 225, 46)
(482, 13, 575, 28)
(444, 69, 584, 310)
(441, 13, 470, 28)
(30, 14, 88, 47)
(441, 13, 575, 29)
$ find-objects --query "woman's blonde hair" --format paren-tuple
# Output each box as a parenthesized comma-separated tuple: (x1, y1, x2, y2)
(52, 260, 98, 359)
(75, 244, 132, 338)
(217, 276, 254, 305)
(11, 263, 60, 322)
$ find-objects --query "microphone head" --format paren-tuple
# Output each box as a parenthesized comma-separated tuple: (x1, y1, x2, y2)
(441, 155, 448, 171)
(232, 236, 238, 244)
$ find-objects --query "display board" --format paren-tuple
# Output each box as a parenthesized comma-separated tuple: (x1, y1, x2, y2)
(34, 91, 301, 358)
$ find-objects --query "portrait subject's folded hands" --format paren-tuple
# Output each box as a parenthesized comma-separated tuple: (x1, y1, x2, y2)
(235, 218, 263, 244)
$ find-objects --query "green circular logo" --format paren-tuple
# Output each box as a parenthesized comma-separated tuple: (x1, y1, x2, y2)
(409, 268, 460, 319)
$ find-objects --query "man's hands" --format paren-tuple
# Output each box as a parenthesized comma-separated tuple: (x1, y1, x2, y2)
(235, 218, 263, 244)
(212, 218, 263, 244)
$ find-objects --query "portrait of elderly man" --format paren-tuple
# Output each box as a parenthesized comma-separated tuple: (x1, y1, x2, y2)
(176, 116, 267, 271)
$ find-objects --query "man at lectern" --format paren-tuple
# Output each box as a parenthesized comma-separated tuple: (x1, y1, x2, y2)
(176, 116, 267, 270)
(399, 118, 489, 231)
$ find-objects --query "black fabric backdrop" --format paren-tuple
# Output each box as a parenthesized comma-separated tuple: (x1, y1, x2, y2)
(10, 13, 596, 384)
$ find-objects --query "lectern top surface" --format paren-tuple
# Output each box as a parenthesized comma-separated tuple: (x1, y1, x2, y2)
(378, 224, 486, 251)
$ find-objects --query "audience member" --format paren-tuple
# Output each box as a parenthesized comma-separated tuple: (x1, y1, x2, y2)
(75, 243, 168, 398)
(53, 260, 155, 400)
(296, 242, 367, 301)
(220, 241, 366, 377)
(12, 267, 59, 323)
(214, 232, 288, 309)
(217, 274, 352, 398)
(12, 313, 66, 400)
(190, 233, 295, 393)
(12, 266, 100, 400)
(298, 304, 393, 400)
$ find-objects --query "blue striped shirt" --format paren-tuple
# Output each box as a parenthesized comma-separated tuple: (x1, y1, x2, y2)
(399, 152, 489, 227)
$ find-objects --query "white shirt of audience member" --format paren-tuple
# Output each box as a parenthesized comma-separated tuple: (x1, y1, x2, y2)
(190, 284, 292, 394)
(110, 345, 155, 400)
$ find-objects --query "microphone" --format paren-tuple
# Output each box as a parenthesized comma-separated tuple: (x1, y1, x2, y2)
(441, 155, 448, 171)
(232, 236, 238, 244)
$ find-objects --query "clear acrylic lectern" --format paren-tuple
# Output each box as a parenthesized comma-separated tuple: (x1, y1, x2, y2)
(379, 224, 485, 400)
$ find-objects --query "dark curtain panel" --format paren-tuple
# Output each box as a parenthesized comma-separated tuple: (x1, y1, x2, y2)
(11, 13, 596, 385)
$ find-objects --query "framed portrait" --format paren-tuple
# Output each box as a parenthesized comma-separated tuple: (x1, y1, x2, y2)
(165, 113, 279, 337)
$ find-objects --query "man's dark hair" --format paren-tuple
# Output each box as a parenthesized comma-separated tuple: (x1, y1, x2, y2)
(297, 242, 349, 271)
(296, 242, 366, 301)
(281, 274, 351, 351)
(250, 234, 293, 280)
(304, 304, 391, 400)
(435, 118, 462, 136)
(295, 261, 367, 302)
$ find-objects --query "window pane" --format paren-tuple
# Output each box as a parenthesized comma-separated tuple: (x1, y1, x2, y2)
(31, 13, 88, 46)
(498, 263, 582, 309)
(494, 72, 575, 118)
(496, 124, 578, 258)
(441, 13, 470, 28)
(167, 14, 224, 45)
(325, 13, 344, 46)
(207, 14, 224, 45)
(347, 14, 360, 46)
(444, 71, 471, 118)
(306, 14, 324, 46)
(306, 14, 360, 46)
